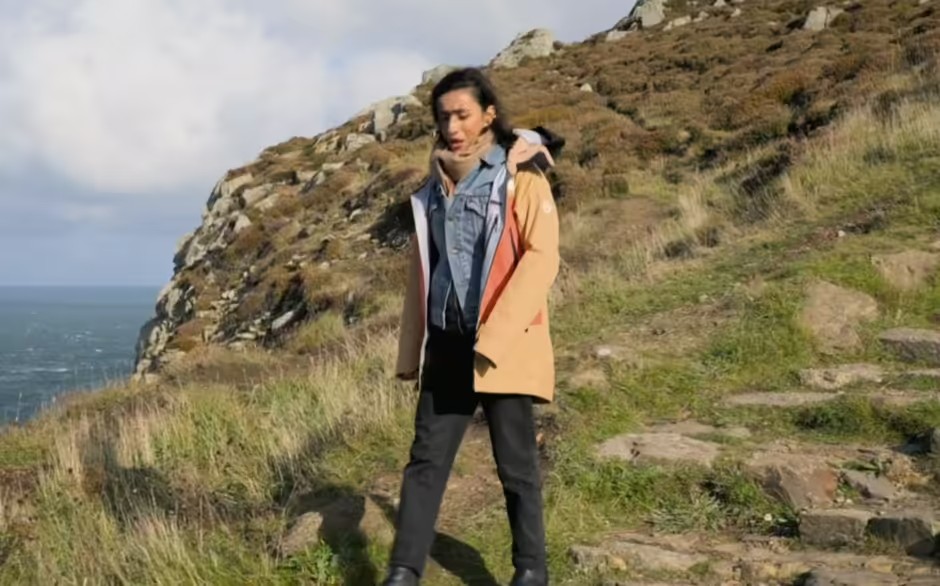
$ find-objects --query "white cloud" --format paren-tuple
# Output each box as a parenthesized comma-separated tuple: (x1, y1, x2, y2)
(0, 0, 629, 197)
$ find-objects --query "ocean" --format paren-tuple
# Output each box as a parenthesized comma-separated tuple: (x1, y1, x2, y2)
(0, 286, 159, 425)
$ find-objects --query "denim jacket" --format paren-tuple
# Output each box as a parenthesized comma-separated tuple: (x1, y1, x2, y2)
(427, 145, 508, 332)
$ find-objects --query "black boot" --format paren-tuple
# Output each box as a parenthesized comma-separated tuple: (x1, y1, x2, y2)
(381, 566, 419, 586)
(509, 567, 548, 586)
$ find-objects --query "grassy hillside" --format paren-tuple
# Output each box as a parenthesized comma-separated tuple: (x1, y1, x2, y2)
(2, 1, 940, 584)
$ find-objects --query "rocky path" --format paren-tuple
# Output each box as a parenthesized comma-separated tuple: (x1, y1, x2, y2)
(571, 328, 940, 585)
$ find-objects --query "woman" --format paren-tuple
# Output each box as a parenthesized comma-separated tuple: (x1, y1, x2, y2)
(382, 67, 561, 586)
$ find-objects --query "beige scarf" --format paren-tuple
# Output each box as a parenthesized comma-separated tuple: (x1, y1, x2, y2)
(430, 130, 496, 196)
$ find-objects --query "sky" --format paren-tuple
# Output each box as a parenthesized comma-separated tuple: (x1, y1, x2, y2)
(0, 0, 633, 287)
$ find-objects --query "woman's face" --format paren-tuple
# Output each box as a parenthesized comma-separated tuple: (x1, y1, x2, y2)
(436, 88, 496, 154)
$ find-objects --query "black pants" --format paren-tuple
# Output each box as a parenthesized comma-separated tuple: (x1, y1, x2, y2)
(389, 327, 546, 576)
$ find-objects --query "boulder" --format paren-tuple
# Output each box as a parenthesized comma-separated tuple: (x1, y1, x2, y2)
(421, 65, 458, 86)
(342, 133, 377, 153)
(867, 512, 939, 556)
(631, 0, 668, 29)
(871, 250, 940, 291)
(279, 512, 324, 556)
(363, 95, 422, 140)
(804, 6, 845, 31)
(799, 281, 879, 354)
(491, 29, 556, 69)
(746, 452, 839, 509)
(800, 509, 872, 547)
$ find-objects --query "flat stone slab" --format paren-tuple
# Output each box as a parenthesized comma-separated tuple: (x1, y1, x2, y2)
(646, 420, 751, 439)
(596, 433, 721, 467)
(570, 542, 708, 573)
(800, 509, 873, 547)
(880, 329, 940, 367)
(726, 390, 940, 409)
(725, 392, 838, 407)
(800, 364, 885, 390)
(843, 470, 898, 502)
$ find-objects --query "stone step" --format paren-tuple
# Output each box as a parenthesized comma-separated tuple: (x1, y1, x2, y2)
(744, 442, 926, 511)
(570, 532, 940, 585)
(725, 389, 940, 408)
(800, 507, 940, 556)
(880, 328, 940, 367)
(798, 363, 940, 390)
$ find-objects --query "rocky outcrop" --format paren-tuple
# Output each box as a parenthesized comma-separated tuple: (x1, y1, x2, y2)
(804, 6, 845, 31)
(421, 65, 458, 86)
(356, 95, 422, 142)
(491, 29, 556, 69)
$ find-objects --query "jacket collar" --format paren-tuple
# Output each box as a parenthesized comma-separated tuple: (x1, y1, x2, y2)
(481, 144, 507, 168)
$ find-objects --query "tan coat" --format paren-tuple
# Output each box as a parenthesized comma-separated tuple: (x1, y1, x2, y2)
(395, 167, 560, 403)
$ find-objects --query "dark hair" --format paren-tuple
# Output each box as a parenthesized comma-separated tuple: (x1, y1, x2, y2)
(430, 67, 516, 149)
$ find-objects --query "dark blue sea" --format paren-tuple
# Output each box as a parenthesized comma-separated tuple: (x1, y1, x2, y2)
(0, 286, 158, 424)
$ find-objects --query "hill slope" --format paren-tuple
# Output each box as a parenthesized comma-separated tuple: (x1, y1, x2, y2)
(1, 1, 940, 584)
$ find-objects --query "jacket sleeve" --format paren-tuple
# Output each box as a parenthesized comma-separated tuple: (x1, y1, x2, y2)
(474, 168, 560, 366)
(395, 235, 424, 379)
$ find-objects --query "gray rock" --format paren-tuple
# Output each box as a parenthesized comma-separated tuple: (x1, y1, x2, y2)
(879, 328, 940, 366)
(664, 16, 693, 31)
(631, 0, 668, 28)
(871, 250, 940, 291)
(272, 309, 300, 333)
(606, 30, 631, 42)
(297, 170, 317, 184)
(491, 29, 556, 69)
(342, 133, 377, 153)
(693, 10, 710, 22)
(595, 346, 616, 359)
(746, 452, 839, 509)
(580, 83, 594, 92)
(421, 65, 458, 86)
(842, 470, 897, 502)
(732, 7, 742, 17)
(279, 512, 324, 556)
(800, 509, 873, 547)
(255, 193, 282, 213)
(799, 364, 885, 390)
(208, 172, 254, 211)
(803, 568, 897, 586)
(804, 6, 845, 31)
(930, 428, 940, 455)
(232, 214, 252, 235)
(799, 281, 879, 354)
(240, 184, 273, 208)
(867, 512, 939, 556)
(571, 542, 708, 573)
(363, 95, 421, 140)
(596, 432, 721, 467)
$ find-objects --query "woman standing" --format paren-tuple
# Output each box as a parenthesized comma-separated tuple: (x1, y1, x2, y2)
(383, 68, 561, 586)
